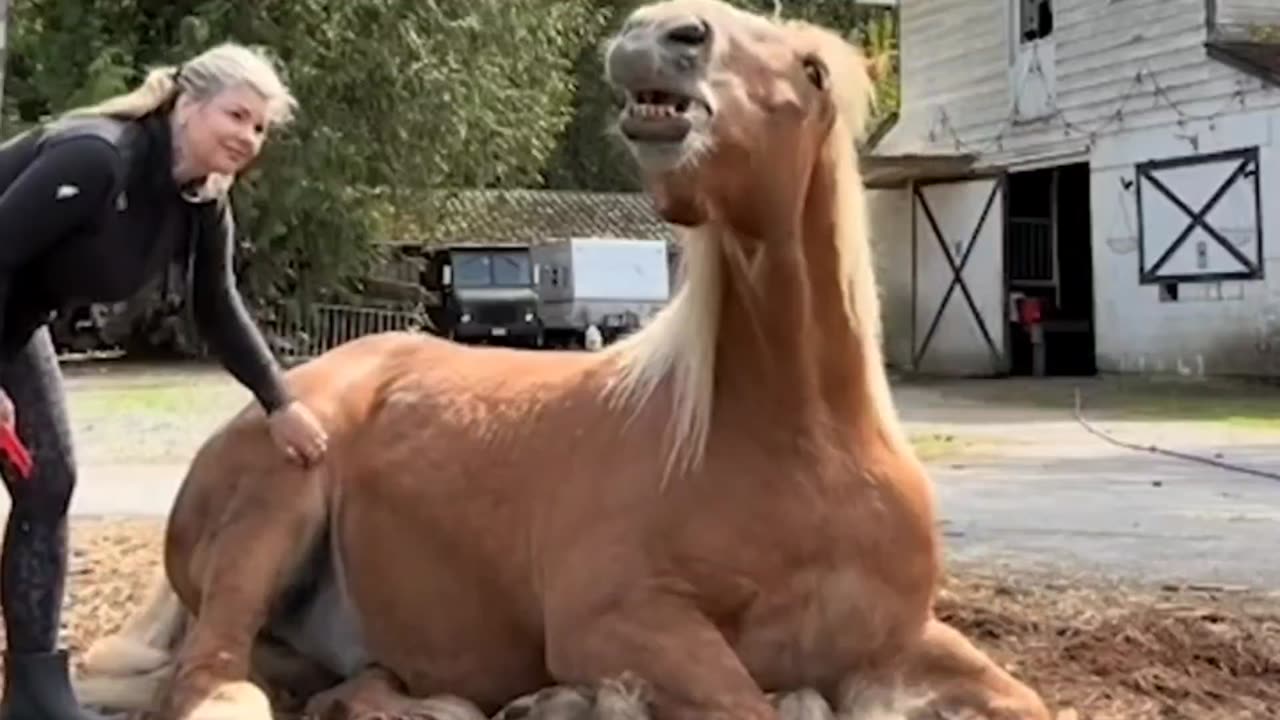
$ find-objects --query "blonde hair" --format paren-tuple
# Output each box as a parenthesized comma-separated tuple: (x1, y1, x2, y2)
(62, 42, 298, 198)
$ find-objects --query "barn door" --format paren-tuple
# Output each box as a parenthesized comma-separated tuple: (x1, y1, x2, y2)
(912, 176, 1009, 376)
(1137, 147, 1262, 284)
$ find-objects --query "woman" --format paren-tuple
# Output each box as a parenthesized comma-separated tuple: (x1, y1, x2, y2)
(0, 43, 329, 718)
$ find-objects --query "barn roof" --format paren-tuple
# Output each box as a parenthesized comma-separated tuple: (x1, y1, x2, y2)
(861, 151, 979, 189)
(409, 189, 678, 246)
(1207, 19, 1280, 88)
(1206, 39, 1280, 88)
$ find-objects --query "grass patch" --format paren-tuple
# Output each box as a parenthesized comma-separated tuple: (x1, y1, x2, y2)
(1069, 381, 1280, 430)
(900, 376, 1280, 431)
(61, 373, 251, 465)
(910, 432, 982, 462)
(66, 381, 248, 422)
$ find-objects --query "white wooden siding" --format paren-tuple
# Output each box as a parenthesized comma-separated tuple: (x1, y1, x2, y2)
(879, 0, 1280, 167)
(866, 189, 914, 369)
(1217, 0, 1280, 27)
(1088, 107, 1280, 376)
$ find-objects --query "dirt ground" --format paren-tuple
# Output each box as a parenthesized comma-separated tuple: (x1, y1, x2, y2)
(5, 363, 1280, 719)
(25, 518, 1278, 720)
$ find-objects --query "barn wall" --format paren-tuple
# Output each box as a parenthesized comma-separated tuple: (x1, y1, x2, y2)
(866, 187, 914, 370)
(1088, 105, 1280, 376)
(879, 0, 1280, 168)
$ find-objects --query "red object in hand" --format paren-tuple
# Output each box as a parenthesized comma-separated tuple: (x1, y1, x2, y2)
(0, 424, 32, 479)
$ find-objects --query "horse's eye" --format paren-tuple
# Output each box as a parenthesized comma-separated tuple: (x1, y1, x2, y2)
(802, 55, 828, 90)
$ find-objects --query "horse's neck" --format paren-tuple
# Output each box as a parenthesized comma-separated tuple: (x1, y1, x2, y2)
(713, 151, 899, 449)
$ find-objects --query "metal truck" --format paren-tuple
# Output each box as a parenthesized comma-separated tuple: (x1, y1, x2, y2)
(531, 237, 671, 348)
(416, 242, 544, 347)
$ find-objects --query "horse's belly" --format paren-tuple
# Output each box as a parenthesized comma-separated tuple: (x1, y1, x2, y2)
(342, 547, 551, 709)
(268, 543, 370, 679)
(334, 480, 551, 711)
(323, 359, 617, 709)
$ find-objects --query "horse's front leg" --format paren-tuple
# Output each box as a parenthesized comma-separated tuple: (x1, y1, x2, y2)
(837, 617, 1052, 720)
(545, 592, 778, 720)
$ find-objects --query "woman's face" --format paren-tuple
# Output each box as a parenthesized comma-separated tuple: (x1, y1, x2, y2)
(177, 83, 270, 177)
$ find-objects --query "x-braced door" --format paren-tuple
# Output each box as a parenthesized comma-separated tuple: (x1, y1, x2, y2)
(912, 175, 1009, 376)
(1137, 147, 1263, 284)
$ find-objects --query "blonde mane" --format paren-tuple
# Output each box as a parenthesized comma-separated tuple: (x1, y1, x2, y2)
(602, 19, 905, 480)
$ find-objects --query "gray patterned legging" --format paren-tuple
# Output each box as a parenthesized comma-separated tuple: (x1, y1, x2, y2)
(0, 325, 76, 653)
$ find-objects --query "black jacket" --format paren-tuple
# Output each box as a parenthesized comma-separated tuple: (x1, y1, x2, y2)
(0, 109, 291, 413)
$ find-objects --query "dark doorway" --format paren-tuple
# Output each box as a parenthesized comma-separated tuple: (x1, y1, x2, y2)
(1005, 163, 1097, 376)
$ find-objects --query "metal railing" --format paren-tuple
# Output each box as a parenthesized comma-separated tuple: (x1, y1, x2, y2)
(266, 302, 427, 361)
(1008, 216, 1056, 285)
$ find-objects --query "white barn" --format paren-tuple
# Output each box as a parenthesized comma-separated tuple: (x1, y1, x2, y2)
(864, 0, 1280, 378)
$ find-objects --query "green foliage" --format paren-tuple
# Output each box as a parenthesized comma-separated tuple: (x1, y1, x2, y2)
(858, 8, 901, 136)
(1247, 23, 1280, 43)
(541, 0, 647, 191)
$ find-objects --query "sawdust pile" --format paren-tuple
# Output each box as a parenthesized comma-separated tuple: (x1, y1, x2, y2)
(936, 566, 1280, 720)
(2, 519, 1275, 720)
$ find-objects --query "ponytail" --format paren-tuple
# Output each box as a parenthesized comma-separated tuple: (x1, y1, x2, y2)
(61, 66, 182, 121)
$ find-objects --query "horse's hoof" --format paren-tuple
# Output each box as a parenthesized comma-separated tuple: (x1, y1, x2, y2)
(177, 681, 273, 720)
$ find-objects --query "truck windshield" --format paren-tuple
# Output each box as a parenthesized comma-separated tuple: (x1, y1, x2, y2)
(452, 250, 531, 287)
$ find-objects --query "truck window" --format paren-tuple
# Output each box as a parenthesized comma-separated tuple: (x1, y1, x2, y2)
(493, 254, 532, 286)
(453, 253, 494, 287)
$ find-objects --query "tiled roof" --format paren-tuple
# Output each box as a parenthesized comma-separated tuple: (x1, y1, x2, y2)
(411, 189, 677, 246)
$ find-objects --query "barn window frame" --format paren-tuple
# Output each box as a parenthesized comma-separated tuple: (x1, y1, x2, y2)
(1135, 146, 1264, 285)
(1008, 0, 1057, 123)
(1016, 0, 1054, 43)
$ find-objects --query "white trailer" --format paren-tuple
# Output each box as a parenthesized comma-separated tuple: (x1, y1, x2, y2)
(531, 237, 671, 347)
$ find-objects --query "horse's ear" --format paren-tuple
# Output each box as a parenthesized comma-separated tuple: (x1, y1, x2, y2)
(864, 52, 891, 85)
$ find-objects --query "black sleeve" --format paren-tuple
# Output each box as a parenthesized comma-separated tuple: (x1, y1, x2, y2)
(190, 197, 292, 414)
(0, 137, 121, 369)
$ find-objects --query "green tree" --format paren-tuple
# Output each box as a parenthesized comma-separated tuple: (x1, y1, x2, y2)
(541, 0, 646, 192)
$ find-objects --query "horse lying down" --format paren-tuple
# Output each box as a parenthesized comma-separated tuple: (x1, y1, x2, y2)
(73, 1, 1052, 718)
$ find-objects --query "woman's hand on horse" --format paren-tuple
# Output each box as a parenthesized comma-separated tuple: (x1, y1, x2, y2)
(0, 389, 12, 428)
(267, 400, 328, 468)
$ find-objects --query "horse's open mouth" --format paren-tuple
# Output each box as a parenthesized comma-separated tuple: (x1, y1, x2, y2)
(619, 89, 710, 143)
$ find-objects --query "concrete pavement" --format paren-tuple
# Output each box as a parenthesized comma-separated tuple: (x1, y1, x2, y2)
(2, 365, 1277, 591)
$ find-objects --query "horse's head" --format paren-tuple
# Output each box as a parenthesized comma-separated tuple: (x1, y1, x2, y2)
(604, 0, 877, 235)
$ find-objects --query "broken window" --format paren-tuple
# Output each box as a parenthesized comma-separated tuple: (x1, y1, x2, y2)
(1020, 0, 1054, 42)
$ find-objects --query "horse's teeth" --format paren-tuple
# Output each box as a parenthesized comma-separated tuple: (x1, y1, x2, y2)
(628, 102, 682, 119)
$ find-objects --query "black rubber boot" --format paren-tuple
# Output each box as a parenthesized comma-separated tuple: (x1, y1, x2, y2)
(0, 650, 106, 720)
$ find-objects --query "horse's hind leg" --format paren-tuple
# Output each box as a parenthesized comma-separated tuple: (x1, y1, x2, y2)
(160, 459, 327, 720)
(839, 618, 1051, 720)
(302, 666, 486, 720)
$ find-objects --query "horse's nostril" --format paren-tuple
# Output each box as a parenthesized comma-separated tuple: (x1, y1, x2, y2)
(665, 18, 710, 46)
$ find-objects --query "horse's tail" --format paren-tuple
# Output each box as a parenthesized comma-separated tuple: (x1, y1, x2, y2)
(72, 566, 188, 710)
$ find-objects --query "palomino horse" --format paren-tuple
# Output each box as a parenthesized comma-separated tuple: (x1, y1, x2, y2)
(73, 1, 1052, 718)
